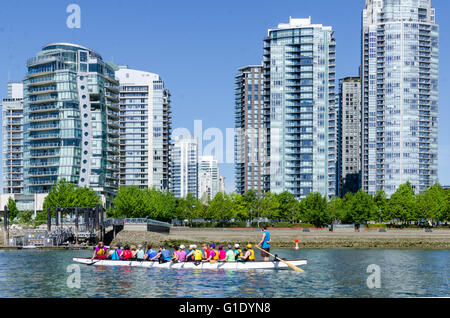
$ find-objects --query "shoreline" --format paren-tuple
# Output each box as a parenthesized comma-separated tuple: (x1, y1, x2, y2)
(1, 228, 449, 250)
(109, 228, 450, 250)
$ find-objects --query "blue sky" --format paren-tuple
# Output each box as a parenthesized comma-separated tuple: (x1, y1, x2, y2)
(0, 0, 449, 193)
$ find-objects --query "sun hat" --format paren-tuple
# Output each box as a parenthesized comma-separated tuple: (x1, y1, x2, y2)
(227, 245, 232, 249)
(234, 244, 240, 248)
(247, 244, 252, 249)
(180, 245, 185, 249)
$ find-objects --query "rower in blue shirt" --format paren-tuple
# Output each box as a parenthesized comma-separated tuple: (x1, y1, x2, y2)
(144, 244, 157, 261)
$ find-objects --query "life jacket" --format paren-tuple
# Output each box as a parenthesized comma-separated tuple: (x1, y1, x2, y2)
(111, 251, 120, 260)
(234, 249, 243, 260)
(161, 249, 171, 261)
(123, 250, 132, 260)
(203, 248, 210, 259)
(96, 247, 106, 255)
(194, 249, 203, 261)
(213, 249, 219, 260)
(248, 249, 255, 261)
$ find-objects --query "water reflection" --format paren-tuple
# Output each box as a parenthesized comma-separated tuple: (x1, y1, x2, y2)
(0, 249, 448, 298)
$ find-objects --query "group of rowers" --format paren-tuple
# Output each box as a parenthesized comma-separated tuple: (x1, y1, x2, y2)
(92, 225, 273, 264)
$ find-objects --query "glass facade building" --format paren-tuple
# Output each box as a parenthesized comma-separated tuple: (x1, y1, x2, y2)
(22, 43, 120, 205)
(2, 83, 24, 194)
(198, 156, 220, 202)
(115, 67, 172, 191)
(362, 0, 439, 196)
(263, 17, 337, 199)
(170, 136, 198, 198)
(234, 65, 266, 196)
(338, 77, 362, 197)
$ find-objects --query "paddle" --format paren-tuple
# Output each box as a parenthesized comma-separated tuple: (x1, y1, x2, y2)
(87, 259, 102, 266)
(254, 245, 304, 272)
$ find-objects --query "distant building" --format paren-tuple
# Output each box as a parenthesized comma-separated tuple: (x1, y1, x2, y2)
(361, 0, 439, 196)
(2, 82, 24, 195)
(198, 156, 220, 201)
(263, 17, 337, 199)
(338, 77, 361, 197)
(234, 65, 266, 197)
(170, 136, 198, 198)
(115, 67, 172, 191)
(219, 176, 226, 194)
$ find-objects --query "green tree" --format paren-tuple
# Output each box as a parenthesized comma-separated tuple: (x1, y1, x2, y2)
(229, 193, 248, 221)
(205, 192, 234, 222)
(339, 192, 355, 223)
(387, 182, 417, 225)
(7, 197, 19, 221)
(259, 192, 281, 221)
(146, 189, 177, 222)
(110, 186, 140, 218)
(445, 189, 450, 222)
(243, 190, 259, 222)
(18, 210, 34, 224)
(416, 183, 447, 224)
(327, 196, 345, 223)
(299, 192, 330, 227)
(373, 189, 389, 222)
(111, 187, 177, 222)
(341, 190, 377, 224)
(176, 193, 202, 223)
(38, 179, 100, 221)
(277, 191, 298, 222)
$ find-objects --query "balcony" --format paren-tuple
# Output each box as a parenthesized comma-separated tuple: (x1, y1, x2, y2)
(28, 95, 58, 105)
(28, 104, 58, 113)
(29, 123, 60, 132)
(28, 133, 61, 140)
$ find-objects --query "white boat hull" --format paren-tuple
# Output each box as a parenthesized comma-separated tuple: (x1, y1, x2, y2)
(73, 257, 307, 270)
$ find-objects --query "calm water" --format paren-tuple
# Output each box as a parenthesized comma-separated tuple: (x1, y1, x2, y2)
(0, 249, 448, 298)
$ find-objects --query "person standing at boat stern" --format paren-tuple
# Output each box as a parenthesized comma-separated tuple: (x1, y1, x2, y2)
(257, 225, 271, 262)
